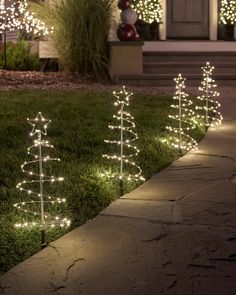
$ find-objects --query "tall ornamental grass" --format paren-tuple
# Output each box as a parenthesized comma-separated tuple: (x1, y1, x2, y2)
(31, 0, 114, 80)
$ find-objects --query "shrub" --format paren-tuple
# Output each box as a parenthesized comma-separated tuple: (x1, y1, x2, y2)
(0, 40, 40, 71)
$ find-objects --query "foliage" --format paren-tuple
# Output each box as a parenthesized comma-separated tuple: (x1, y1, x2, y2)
(30, 0, 114, 80)
(0, 40, 40, 70)
(0, 90, 205, 274)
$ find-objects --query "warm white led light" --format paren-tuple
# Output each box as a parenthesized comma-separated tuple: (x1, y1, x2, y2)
(219, 0, 236, 24)
(0, 0, 53, 35)
(132, 0, 162, 23)
(102, 86, 144, 182)
(196, 62, 223, 128)
(14, 112, 70, 229)
(164, 74, 198, 153)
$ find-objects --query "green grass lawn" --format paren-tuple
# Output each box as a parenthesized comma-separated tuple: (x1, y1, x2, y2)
(0, 89, 205, 275)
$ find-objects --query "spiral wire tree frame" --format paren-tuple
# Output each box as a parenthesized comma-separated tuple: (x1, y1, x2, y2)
(196, 62, 223, 130)
(102, 86, 144, 195)
(14, 112, 70, 248)
(165, 74, 198, 155)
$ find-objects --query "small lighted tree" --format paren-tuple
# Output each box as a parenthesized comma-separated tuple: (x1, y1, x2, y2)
(0, 0, 20, 32)
(219, 0, 236, 24)
(102, 86, 144, 195)
(14, 112, 70, 248)
(0, 0, 53, 35)
(165, 74, 197, 154)
(0, 0, 53, 68)
(132, 0, 162, 23)
(196, 62, 223, 130)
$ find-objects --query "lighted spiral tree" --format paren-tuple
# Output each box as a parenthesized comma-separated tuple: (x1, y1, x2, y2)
(102, 86, 144, 195)
(196, 62, 223, 130)
(14, 112, 70, 249)
(165, 74, 198, 155)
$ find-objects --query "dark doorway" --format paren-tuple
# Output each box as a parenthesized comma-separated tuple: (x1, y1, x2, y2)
(167, 0, 209, 39)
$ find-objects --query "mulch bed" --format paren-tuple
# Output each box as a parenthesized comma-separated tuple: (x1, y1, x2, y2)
(0, 70, 113, 91)
(0, 70, 173, 95)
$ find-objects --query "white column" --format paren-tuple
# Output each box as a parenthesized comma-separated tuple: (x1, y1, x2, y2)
(159, 0, 167, 40)
(209, 0, 218, 40)
(108, 1, 120, 41)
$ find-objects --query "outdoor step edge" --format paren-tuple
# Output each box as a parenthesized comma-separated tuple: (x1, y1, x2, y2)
(118, 74, 236, 80)
(143, 51, 236, 56)
(143, 62, 236, 67)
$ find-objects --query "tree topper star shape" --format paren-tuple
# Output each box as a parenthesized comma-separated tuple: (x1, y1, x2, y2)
(174, 73, 186, 88)
(113, 86, 133, 107)
(27, 112, 51, 136)
(202, 62, 214, 77)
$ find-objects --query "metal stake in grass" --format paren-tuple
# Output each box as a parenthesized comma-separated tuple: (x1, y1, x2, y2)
(195, 62, 223, 131)
(165, 74, 198, 155)
(14, 112, 70, 249)
(102, 86, 144, 196)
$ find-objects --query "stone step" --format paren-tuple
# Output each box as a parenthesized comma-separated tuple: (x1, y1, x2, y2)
(117, 74, 236, 87)
(143, 61, 236, 75)
(143, 52, 236, 63)
(143, 41, 236, 53)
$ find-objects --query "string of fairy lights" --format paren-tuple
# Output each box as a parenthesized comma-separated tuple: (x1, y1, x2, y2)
(164, 74, 198, 154)
(0, 0, 53, 35)
(131, 0, 162, 23)
(219, 0, 236, 24)
(102, 86, 144, 189)
(196, 62, 223, 129)
(14, 113, 70, 235)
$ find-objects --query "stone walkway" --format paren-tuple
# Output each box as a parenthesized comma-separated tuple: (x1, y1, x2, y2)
(1, 87, 236, 295)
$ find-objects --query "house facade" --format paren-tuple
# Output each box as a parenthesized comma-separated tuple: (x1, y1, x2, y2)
(110, 0, 236, 85)
(111, 0, 233, 41)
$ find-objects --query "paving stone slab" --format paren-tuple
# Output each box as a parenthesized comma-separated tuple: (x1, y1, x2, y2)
(124, 153, 234, 202)
(1, 217, 236, 295)
(101, 199, 182, 224)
